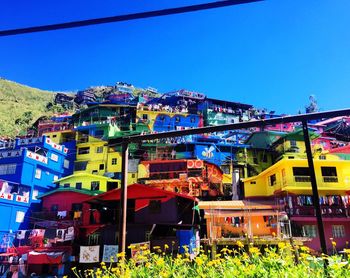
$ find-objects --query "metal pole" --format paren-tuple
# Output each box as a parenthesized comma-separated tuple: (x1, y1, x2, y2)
(118, 141, 129, 253)
(302, 120, 328, 255)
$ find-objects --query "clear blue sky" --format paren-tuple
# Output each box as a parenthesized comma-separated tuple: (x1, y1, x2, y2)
(1, 0, 350, 114)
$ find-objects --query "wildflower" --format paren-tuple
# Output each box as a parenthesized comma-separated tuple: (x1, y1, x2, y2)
(164, 244, 169, 250)
(236, 240, 244, 249)
(332, 241, 337, 247)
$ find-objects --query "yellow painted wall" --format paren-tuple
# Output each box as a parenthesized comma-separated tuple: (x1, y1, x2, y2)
(56, 174, 119, 192)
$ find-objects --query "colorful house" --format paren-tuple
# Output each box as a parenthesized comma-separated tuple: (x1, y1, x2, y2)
(0, 136, 71, 246)
(243, 156, 350, 252)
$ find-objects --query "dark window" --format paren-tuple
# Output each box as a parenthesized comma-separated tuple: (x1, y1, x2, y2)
(149, 200, 161, 214)
(262, 153, 268, 163)
(53, 134, 57, 138)
(76, 182, 82, 190)
(142, 114, 148, 120)
(250, 181, 256, 184)
(221, 165, 230, 174)
(72, 203, 83, 211)
(91, 181, 100, 191)
(321, 167, 338, 182)
(112, 158, 117, 165)
(78, 147, 90, 155)
(269, 174, 276, 186)
(293, 167, 310, 182)
(51, 204, 58, 212)
(99, 164, 105, 170)
(74, 161, 88, 171)
(63, 183, 70, 188)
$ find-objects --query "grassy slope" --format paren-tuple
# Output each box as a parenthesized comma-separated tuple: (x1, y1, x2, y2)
(0, 78, 55, 137)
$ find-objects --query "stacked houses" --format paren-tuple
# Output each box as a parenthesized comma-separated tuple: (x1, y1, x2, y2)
(0, 83, 350, 276)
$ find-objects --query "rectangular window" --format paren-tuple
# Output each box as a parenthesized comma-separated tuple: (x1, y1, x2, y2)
(302, 225, 317, 238)
(142, 114, 148, 120)
(293, 167, 310, 182)
(111, 158, 118, 165)
(269, 174, 277, 186)
(332, 225, 345, 238)
(96, 146, 103, 153)
(78, 147, 90, 155)
(76, 182, 82, 190)
(50, 153, 58, 162)
(321, 167, 338, 182)
(0, 164, 17, 175)
(220, 165, 230, 175)
(32, 189, 39, 200)
(99, 164, 104, 170)
(290, 140, 297, 148)
(91, 181, 100, 191)
(15, 211, 25, 223)
(35, 168, 42, 179)
(51, 204, 58, 212)
(72, 203, 83, 211)
(64, 183, 70, 188)
(149, 200, 161, 214)
(74, 161, 88, 171)
(63, 159, 70, 169)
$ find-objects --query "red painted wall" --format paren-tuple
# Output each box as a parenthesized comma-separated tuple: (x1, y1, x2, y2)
(41, 191, 91, 225)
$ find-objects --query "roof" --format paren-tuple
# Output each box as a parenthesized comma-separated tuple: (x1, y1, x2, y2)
(272, 128, 319, 145)
(85, 183, 197, 203)
(245, 131, 285, 149)
(198, 200, 280, 210)
(329, 145, 350, 154)
(38, 187, 102, 198)
(54, 172, 117, 183)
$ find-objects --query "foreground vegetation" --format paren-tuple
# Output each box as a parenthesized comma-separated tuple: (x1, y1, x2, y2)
(72, 243, 350, 278)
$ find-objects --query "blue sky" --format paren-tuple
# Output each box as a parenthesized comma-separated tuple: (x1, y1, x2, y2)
(1, 0, 350, 114)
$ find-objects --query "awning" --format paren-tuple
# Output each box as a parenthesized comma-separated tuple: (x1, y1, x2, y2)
(28, 251, 63, 265)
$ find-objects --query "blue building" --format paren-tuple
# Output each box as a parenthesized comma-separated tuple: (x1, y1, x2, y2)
(0, 135, 73, 246)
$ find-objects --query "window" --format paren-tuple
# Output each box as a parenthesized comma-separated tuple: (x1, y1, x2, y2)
(332, 225, 345, 238)
(269, 174, 277, 186)
(63, 159, 70, 169)
(149, 200, 161, 214)
(142, 114, 148, 120)
(221, 165, 231, 175)
(290, 140, 297, 148)
(32, 190, 39, 200)
(35, 168, 42, 179)
(250, 181, 256, 184)
(54, 175, 59, 181)
(293, 167, 310, 182)
(50, 153, 58, 162)
(72, 203, 83, 211)
(111, 158, 118, 165)
(15, 211, 25, 223)
(262, 153, 268, 163)
(321, 167, 338, 182)
(76, 182, 82, 190)
(78, 147, 90, 155)
(74, 161, 88, 171)
(319, 155, 326, 160)
(302, 225, 317, 238)
(64, 183, 70, 188)
(91, 181, 100, 191)
(99, 164, 105, 170)
(96, 146, 103, 153)
(53, 134, 57, 138)
(51, 204, 58, 212)
(0, 164, 17, 175)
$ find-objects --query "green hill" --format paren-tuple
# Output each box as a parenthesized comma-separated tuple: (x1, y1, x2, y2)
(0, 78, 56, 137)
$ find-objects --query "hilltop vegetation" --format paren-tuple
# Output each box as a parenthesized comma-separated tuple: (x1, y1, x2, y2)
(0, 78, 56, 137)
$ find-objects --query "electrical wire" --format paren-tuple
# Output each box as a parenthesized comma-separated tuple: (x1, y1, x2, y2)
(0, 0, 262, 37)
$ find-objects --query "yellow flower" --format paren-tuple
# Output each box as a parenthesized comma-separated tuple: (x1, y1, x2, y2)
(164, 244, 169, 250)
(236, 240, 244, 249)
(332, 241, 337, 247)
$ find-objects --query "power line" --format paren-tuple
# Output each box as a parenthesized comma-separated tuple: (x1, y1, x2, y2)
(0, 0, 262, 37)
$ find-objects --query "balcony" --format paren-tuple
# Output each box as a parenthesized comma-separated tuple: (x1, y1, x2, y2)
(323, 176, 338, 183)
(294, 176, 311, 183)
(288, 205, 350, 218)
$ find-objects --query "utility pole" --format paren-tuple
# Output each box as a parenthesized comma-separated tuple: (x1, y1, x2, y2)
(302, 120, 328, 255)
(118, 141, 129, 253)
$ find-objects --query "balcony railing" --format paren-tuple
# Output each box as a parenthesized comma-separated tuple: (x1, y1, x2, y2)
(288, 205, 349, 217)
(323, 176, 338, 183)
(294, 176, 311, 183)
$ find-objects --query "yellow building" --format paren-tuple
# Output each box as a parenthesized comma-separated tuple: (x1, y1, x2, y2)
(54, 172, 118, 192)
(243, 155, 350, 197)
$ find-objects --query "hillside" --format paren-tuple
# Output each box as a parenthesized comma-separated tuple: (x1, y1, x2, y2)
(0, 78, 56, 137)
